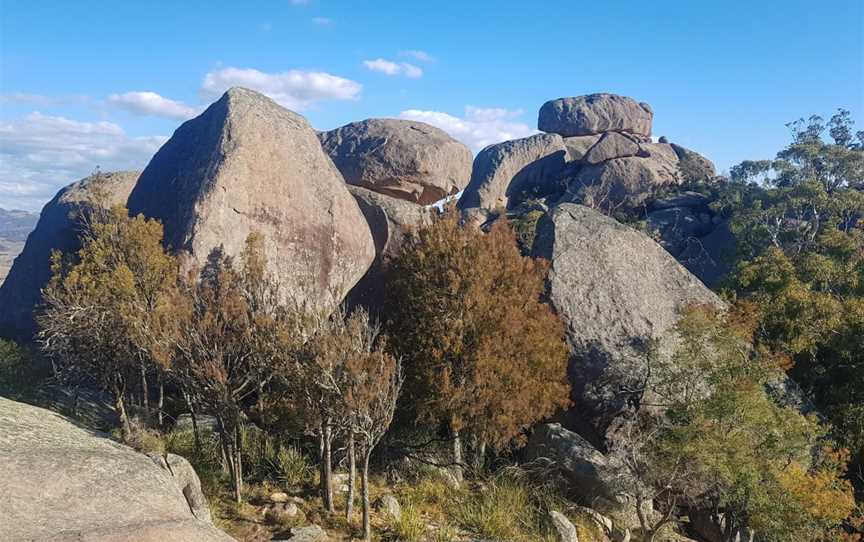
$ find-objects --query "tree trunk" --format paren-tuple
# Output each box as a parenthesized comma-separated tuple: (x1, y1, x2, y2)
(452, 426, 464, 483)
(361, 451, 372, 541)
(113, 379, 131, 439)
(233, 425, 244, 503)
(140, 363, 149, 413)
(322, 420, 334, 513)
(474, 438, 487, 475)
(346, 431, 356, 520)
(156, 374, 164, 427)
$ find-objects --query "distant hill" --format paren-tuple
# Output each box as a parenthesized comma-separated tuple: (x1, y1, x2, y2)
(0, 208, 39, 285)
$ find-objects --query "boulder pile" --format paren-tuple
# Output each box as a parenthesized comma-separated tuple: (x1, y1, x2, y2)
(458, 92, 716, 212)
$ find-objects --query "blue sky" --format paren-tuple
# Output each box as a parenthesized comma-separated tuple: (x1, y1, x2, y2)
(1, 0, 862, 211)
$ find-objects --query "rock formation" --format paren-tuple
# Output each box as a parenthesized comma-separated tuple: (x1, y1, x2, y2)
(0, 396, 233, 541)
(458, 93, 715, 213)
(538, 94, 653, 137)
(0, 170, 140, 340)
(532, 204, 724, 443)
(318, 118, 472, 205)
(127, 87, 374, 310)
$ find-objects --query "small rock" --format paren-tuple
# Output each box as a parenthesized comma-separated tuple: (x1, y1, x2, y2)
(264, 502, 302, 524)
(549, 510, 579, 542)
(269, 491, 290, 503)
(289, 524, 328, 542)
(375, 494, 402, 520)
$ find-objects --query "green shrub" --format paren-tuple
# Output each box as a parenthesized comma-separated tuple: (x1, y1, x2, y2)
(274, 444, 312, 487)
(164, 429, 223, 489)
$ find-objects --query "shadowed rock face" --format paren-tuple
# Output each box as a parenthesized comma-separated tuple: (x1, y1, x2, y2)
(538, 94, 653, 137)
(127, 87, 374, 311)
(346, 186, 430, 314)
(319, 118, 472, 205)
(532, 204, 723, 442)
(0, 397, 234, 542)
(0, 171, 140, 340)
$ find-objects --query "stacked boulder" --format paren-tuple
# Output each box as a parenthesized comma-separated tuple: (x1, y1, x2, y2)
(318, 119, 472, 311)
(458, 93, 716, 213)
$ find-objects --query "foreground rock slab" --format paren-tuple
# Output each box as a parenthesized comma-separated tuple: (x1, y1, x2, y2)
(127, 87, 374, 311)
(0, 397, 233, 542)
(319, 118, 472, 205)
(0, 170, 140, 341)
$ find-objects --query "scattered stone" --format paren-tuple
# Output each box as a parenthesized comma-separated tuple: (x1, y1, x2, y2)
(127, 87, 374, 312)
(532, 204, 723, 440)
(0, 397, 233, 541)
(319, 118, 472, 205)
(375, 494, 402, 520)
(0, 170, 139, 340)
(264, 502, 303, 524)
(289, 524, 328, 542)
(458, 133, 568, 210)
(584, 132, 641, 164)
(269, 491, 290, 503)
(549, 510, 579, 542)
(538, 94, 653, 137)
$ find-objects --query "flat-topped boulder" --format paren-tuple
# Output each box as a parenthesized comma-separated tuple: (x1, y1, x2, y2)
(0, 170, 140, 340)
(0, 397, 233, 542)
(457, 133, 568, 210)
(538, 94, 653, 137)
(319, 118, 472, 205)
(532, 204, 723, 442)
(127, 87, 374, 310)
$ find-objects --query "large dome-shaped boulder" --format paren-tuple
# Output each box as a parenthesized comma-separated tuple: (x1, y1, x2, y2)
(0, 171, 139, 340)
(538, 94, 653, 137)
(127, 87, 374, 310)
(346, 186, 430, 313)
(457, 133, 568, 210)
(318, 119, 472, 205)
(532, 204, 723, 442)
(0, 397, 233, 541)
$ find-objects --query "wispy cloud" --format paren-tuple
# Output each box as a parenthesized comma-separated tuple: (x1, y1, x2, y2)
(399, 106, 535, 152)
(200, 67, 362, 110)
(362, 58, 423, 78)
(108, 91, 199, 120)
(0, 93, 90, 107)
(0, 112, 165, 211)
(312, 16, 333, 25)
(401, 50, 435, 63)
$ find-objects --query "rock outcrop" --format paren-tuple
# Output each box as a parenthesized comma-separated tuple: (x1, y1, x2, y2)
(538, 94, 653, 137)
(127, 87, 374, 310)
(346, 186, 430, 313)
(458, 94, 714, 213)
(319, 118, 472, 205)
(0, 171, 139, 340)
(0, 396, 233, 542)
(457, 133, 568, 210)
(531, 204, 723, 441)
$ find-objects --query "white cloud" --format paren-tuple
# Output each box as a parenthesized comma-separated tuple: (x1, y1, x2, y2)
(200, 67, 362, 110)
(401, 50, 435, 62)
(312, 16, 332, 25)
(108, 91, 199, 120)
(0, 112, 166, 211)
(362, 58, 423, 78)
(399, 106, 536, 152)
